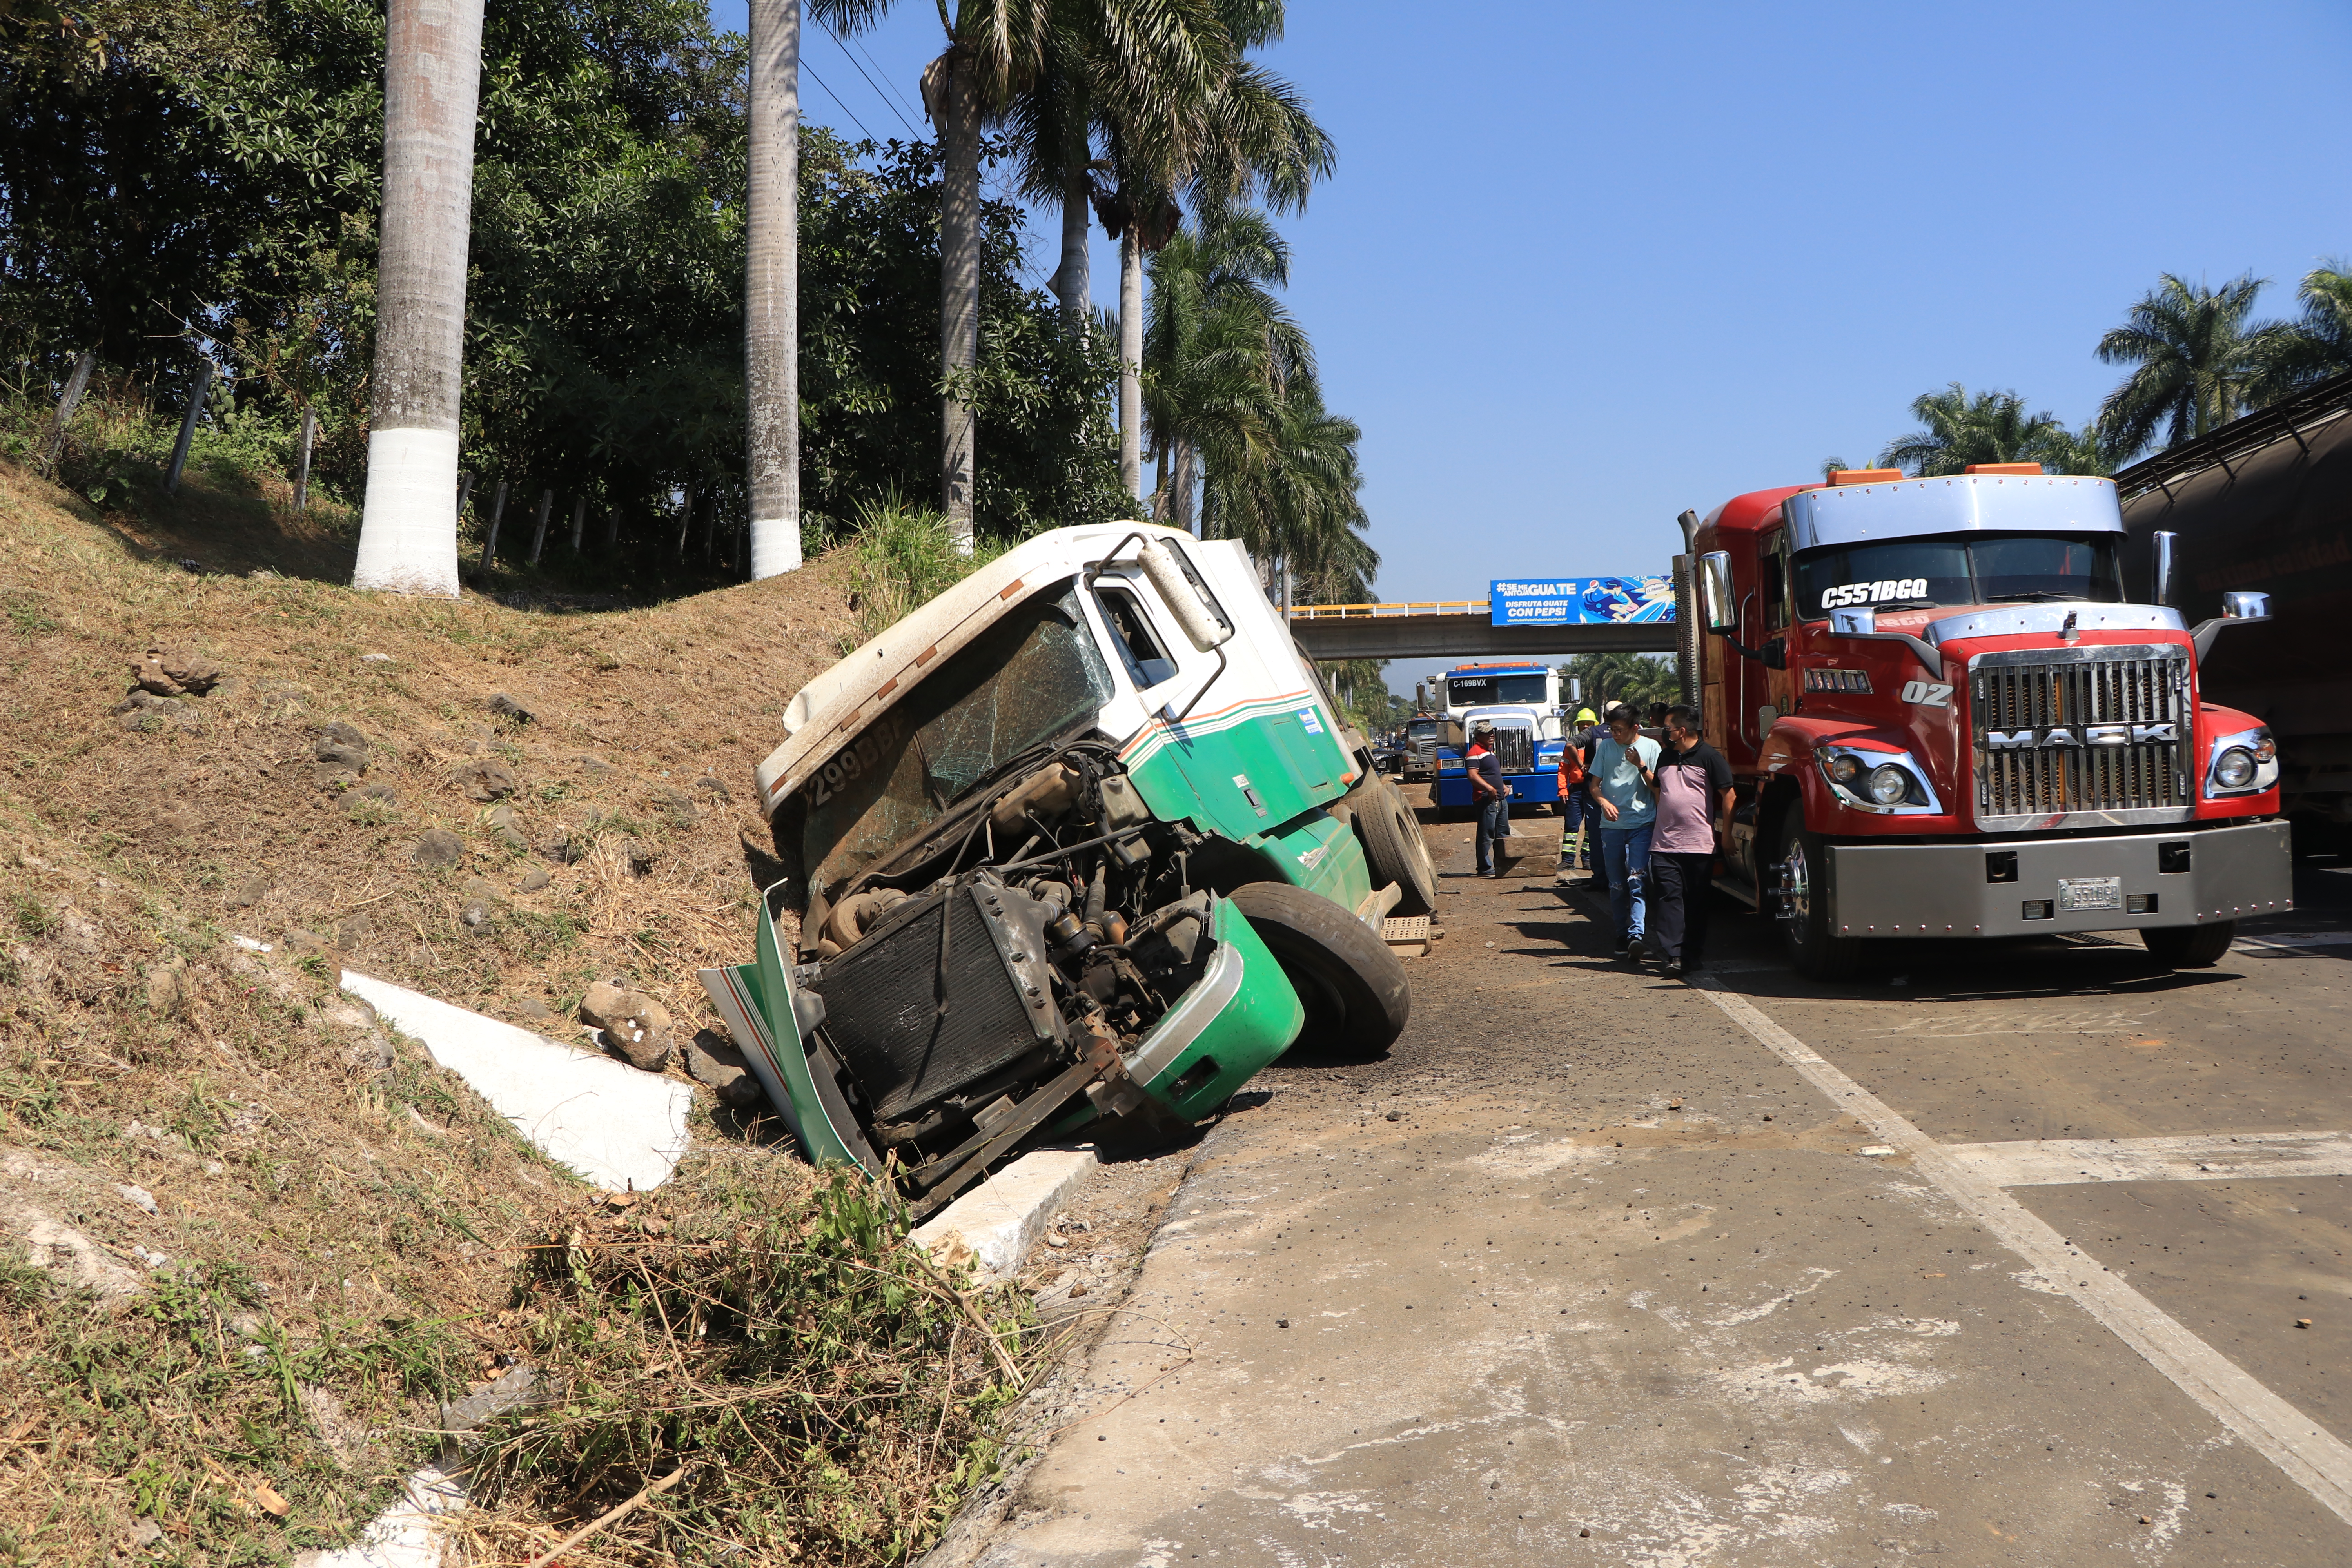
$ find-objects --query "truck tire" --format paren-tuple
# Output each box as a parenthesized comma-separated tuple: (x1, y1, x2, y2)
(1229, 881, 1411, 1054)
(1345, 774, 1436, 917)
(2141, 921, 2236, 969)
(1772, 816, 1866, 982)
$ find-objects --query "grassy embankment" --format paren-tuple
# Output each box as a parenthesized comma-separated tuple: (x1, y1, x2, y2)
(0, 392, 1040, 1566)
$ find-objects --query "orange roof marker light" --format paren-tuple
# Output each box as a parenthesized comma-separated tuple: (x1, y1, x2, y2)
(1962, 463, 2044, 475)
(1828, 468, 1904, 486)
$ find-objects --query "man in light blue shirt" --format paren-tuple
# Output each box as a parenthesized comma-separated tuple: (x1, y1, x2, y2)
(1589, 706, 1661, 958)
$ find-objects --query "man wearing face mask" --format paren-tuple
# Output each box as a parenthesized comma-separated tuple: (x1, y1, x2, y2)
(1647, 704, 1735, 978)
(1588, 705, 1659, 956)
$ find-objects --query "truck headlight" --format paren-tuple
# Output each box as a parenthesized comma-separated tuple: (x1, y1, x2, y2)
(2214, 748, 2256, 789)
(1815, 744, 1943, 814)
(2204, 725, 2279, 797)
(1827, 754, 1862, 784)
(1865, 764, 1912, 805)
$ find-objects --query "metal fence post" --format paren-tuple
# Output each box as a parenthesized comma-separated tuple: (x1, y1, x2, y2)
(163, 359, 215, 496)
(292, 407, 318, 510)
(675, 484, 695, 558)
(529, 489, 553, 564)
(482, 478, 509, 561)
(40, 349, 96, 469)
(569, 495, 586, 553)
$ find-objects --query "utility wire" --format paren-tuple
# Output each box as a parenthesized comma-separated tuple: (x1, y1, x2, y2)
(824, 25, 923, 138)
(800, 58, 877, 144)
(845, 28, 928, 130)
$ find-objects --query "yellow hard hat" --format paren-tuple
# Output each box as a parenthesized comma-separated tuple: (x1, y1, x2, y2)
(1575, 707, 1597, 724)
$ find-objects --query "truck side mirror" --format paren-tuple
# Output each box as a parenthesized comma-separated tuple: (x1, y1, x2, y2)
(1828, 603, 1942, 678)
(1699, 552, 1736, 632)
(2190, 589, 2271, 662)
(2151, 531, 2178, 608)
(1138, 538, 1232, 650)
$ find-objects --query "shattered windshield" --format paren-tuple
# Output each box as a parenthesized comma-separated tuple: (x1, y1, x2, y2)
(801, 583, 1114, 895)
(1794, 533, 2122, 616)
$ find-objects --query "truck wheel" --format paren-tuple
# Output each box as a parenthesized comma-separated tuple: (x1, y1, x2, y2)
(2141, 921, 2236, 969)
(1229, 881, 1411, 1054)
(1772, 817, 1866, 982)
(1345, 775, 1436, 917)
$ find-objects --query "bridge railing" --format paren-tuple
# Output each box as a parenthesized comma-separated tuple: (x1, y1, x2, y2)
(1285, 600, 1490, 621)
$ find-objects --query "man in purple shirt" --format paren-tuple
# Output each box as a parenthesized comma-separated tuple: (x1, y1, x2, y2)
(1646, 704, 1735, 978)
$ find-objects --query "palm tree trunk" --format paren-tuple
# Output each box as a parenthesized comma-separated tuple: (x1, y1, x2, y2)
(1119, 223, 1143, 500)
(746, 0, 803, 577)
(938, 47, 979, 554)
(1172, 437, 1197, 536)
(1056, 84, 1091, 331)
(354, 0, 486, 597)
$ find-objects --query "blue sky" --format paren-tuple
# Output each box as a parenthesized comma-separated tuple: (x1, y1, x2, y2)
(712, 1, 2350, 681)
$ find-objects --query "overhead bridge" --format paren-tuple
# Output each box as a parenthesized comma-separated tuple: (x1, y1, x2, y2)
(1284, 601, 1679, 661)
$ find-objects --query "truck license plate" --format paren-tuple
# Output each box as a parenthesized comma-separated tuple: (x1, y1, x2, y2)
(2057, 877, 2123, 911)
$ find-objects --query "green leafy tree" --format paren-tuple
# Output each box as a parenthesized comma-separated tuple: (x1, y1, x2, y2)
(2096, 272, 2290, 457)
(1877, 384, 2068, 475)
(1565, 652, 1678, 714)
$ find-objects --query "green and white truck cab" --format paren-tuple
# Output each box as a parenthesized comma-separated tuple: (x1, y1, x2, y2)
(700, 523, 1434, 1216)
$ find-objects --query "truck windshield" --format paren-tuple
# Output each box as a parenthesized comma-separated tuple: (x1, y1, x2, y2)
(1794, 533, 2122, 617)
(1408, 721, 1439, 741)
(800, 583, 1115, 894)
(1450, 673, 1550, 705)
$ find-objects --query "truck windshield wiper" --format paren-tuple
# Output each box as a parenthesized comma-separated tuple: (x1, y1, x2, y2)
(1869, 598, 1938, 610)
(1986, 590, 2081, 603)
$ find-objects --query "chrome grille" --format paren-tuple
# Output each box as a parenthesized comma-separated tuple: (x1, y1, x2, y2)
(1970, 649, 2191, 824)
(1494, 729, 1534, 771)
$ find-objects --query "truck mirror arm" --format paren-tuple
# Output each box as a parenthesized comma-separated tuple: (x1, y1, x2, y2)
(1824, 606, 1942, 679)
(2189, 610, 2270, 663)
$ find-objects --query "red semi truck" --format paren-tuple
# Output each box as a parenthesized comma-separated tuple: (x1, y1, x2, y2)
(1679, 463, 2295, 978)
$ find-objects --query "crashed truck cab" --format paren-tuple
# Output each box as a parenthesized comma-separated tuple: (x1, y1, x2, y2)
(701, 524, 1432, 1218)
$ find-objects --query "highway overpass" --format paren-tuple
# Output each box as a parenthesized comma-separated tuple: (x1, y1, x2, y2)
(1285, 601, 1680, 661)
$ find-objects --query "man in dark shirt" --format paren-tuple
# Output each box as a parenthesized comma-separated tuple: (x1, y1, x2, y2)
(1467, 720, 1509, 877)
(1646, 703, 1735, 977)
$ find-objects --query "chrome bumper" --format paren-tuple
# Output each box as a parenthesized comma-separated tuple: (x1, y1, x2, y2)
(1824, 820, 2292, 938)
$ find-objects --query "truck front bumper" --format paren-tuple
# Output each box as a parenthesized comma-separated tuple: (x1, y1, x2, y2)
(1825, 820, 2292, 939)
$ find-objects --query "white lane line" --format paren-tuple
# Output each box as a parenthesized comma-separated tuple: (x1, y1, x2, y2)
(1696, 980, 2352, 1528)
(2236, 931, 2352, 955)
(1942, 1132, 2352, 1187)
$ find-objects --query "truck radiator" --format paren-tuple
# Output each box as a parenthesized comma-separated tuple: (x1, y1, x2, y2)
(1493, 730, 1535, 771)
(1969, 649, 2192, 825)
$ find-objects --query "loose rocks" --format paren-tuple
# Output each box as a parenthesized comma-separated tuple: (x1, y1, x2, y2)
(451, 758, 517, 802)
(339, 780, 397, 818)
(227, 872, 269, 910)
(685, 1029, 765, 1107)
(130, 645, 221, 697)
(579, 982, 675, 1073)
(486, 692, 535, 724)
(516, 866, 551, 893)
(312, 721, 371, 776)
(691, 775, 730, 803)
(412, 829, 465, 868)
(111, 691, 200, 733)
(322, 997, 396, 1074)
(485, 802, 528, 853)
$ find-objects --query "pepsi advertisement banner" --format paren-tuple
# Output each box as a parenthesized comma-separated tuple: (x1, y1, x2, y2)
(1490, 576, 1676, 626)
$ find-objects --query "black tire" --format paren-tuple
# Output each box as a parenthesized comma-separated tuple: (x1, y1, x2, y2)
(1345, 774, 1437, 917)
(2141, 920, 2236, 969)
(1229, 881, 1411, 1054)
(1771, 814, 1866, 981)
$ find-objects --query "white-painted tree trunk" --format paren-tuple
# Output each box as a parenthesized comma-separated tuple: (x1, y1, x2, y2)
(1119, 225, 1143, 499)
(746, 0, 802, 577)
(354, 0, 486, 598)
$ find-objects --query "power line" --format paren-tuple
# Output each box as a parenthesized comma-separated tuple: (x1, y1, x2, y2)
(799, 58, 877, 144)
(844, 27, 927, 130)
(824, 25, 923, 139)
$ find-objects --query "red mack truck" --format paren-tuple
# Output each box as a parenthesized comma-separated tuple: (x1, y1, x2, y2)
(1679, 463, 2295, 979)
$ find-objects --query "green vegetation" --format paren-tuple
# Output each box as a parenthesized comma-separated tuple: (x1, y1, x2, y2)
(1872, 259, 2352, 478)
(469, 1157, 1039, 1568)
(1564, 653, 1681, 715)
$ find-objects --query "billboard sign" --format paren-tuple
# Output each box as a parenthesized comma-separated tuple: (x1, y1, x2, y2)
(1490, 576, 1676, 626)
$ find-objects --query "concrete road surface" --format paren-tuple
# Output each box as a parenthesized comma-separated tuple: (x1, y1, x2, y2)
(973, 800, 2352, 1566)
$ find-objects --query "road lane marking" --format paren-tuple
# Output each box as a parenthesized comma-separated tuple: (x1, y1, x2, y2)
(1941, 1132, 2352, 1187)
(1695, 980, 2352, 1528)
(2235, 931, 2352, 955)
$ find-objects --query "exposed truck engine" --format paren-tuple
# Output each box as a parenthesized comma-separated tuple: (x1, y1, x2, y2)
(702, 524, 1434, 1216)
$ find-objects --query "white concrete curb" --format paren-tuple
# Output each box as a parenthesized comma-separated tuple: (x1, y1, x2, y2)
(339, 969, 692, 1191)
(910, 1147, 1099, 1280)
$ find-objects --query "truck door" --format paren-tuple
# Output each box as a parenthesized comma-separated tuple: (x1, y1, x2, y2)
(1758, 526, 1796, 740)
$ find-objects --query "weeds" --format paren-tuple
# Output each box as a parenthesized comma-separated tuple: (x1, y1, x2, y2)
(839, 495, 1007, 653)
(468, 1157, 1039, 1567)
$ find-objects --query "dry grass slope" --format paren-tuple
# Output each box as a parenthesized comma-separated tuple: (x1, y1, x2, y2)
(0, 459, 1035, 1566)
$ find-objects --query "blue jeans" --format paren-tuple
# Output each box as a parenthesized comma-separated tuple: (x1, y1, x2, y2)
(1475, 794, 1512, 872)
(1599, 821, 1653, 941)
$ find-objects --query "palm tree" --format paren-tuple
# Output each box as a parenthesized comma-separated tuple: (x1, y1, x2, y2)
(1093, 0, 1330, 498)
(2096, 273, 2290, 458)
(353, 0, 488, 597)
(2258, 259, 2352, 397)
(745, 0, 802, 577)
(1877, 384, 2068, 475)
(1142, 207, 1306, 534)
